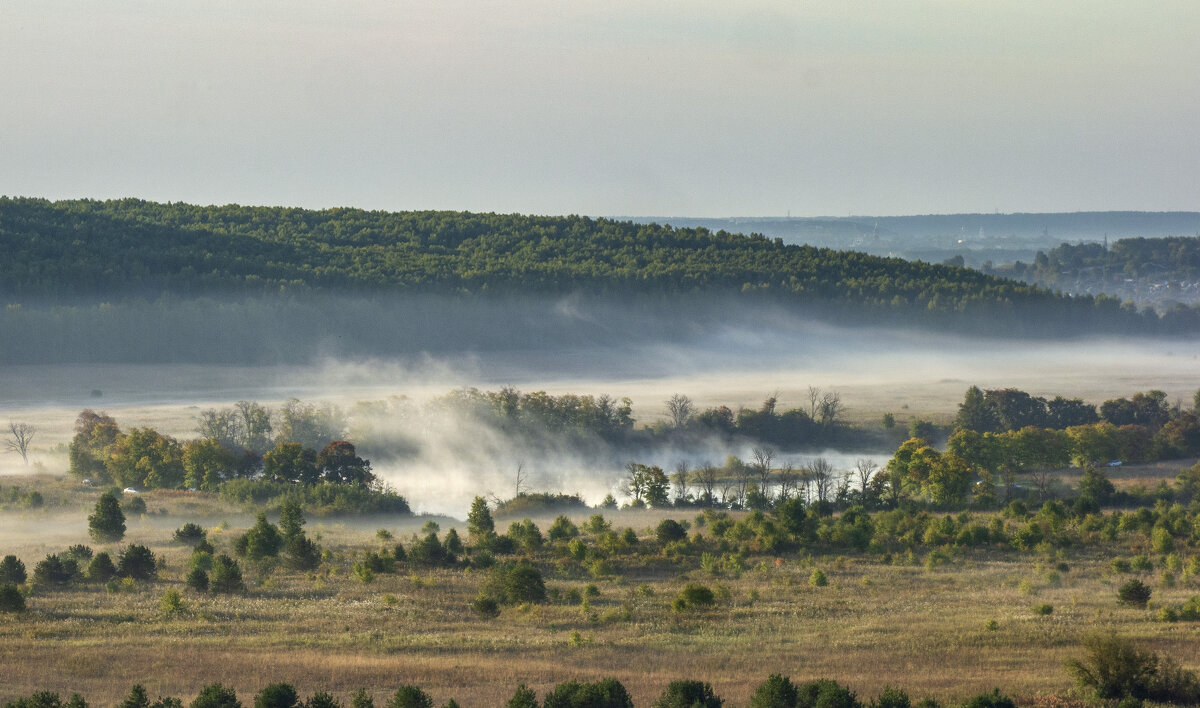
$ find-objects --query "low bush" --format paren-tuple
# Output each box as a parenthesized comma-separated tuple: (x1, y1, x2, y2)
(1117, 579, 1151, 608)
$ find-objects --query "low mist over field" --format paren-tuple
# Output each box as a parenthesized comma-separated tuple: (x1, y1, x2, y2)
(4, 304, 1198, 515)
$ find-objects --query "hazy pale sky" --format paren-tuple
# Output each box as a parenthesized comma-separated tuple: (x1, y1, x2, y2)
(2, 1, 1198, 217)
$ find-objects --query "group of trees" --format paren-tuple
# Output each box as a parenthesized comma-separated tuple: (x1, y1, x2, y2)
(5, 197, 1198, 367)
(955, 385, 1192, 436)
(658, 392, 847, 449)
(68, 409, 374, 492)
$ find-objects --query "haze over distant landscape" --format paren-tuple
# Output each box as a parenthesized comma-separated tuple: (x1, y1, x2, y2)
(3, 2, 1199, 216)
(4, 4, 1200, 707)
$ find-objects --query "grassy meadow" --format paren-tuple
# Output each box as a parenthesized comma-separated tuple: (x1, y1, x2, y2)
(2, 474, 1198, 707)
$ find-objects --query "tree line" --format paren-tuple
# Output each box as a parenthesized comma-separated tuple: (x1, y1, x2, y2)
(2, 196, 1193, 337)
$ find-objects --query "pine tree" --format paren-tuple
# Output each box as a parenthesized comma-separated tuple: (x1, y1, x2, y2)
(88, 491, 126, 543)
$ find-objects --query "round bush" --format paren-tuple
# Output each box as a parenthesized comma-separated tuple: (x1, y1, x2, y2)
(0, 583, 25, 612)
(655, 519, 688, 544)
(1117, 579, 1152, 608)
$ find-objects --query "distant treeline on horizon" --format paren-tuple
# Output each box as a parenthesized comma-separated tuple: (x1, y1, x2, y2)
(1, 197, 1198, 364)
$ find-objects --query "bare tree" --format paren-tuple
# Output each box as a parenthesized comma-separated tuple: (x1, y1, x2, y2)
(807, 386, 822, 419)
(853, 458, 878, 498)
(6, 422, 35, 465)
(693, 462, 718, 507)
(776, 462, 799, 501)
(751, 446, 776, 496)
(818, 391, 844, 427)
(665, 394, 696, 430)
(671, 460, 690, 504)
(514, 461, 529, 498)
(809, 457, 834, 503)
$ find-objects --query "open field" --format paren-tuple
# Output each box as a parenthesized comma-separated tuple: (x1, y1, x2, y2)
(2, 478, 1199, 707)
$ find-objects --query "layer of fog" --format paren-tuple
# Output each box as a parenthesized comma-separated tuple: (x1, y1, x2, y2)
(3, 297, 1199, 516)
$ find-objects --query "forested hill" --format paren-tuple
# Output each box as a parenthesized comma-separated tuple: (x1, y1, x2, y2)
(0, 197, 1195, 336)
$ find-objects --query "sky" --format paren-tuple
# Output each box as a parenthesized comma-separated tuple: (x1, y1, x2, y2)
(2, 1, 1198, 218)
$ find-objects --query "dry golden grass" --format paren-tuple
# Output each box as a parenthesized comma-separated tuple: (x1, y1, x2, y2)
(2, 486, 1199, 707)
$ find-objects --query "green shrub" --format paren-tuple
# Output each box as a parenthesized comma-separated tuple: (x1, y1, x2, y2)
(88, 491, 126, 543)
(1117, 579, 1151, 608)
(810, 569, 829, 587)
(209, 555, 244, 594)
(675, 583, 716, 610)
(959, 690, 1015, 708)
(306, 693, 342, 708)
(0, 583, 25, 612)
(33, 554, 78, 587)
(1065, 634, 1160, 700)
(254, 684, 300, 708)
(542, 679, 632, 708)
(652, 680, 723, 708)
(190, 683, 241, 708)
(238, 514, 283, 560)
(118, 545, 157, 581)
(505, 685, 537, 708)
(750, 675, 798, 708)
(65, 545, 93, 563)
(0, 555, 27, 584)
(385, 687, 432, 708)
(482, 560, 546, 605)
(470, 593, 500, 619)
(349, 691, 374, 708)
(870, 687, 910, 708)
(124, 496, 147, 515)
(1032, 603, 1053, 616)
(548, 515, 580, 542)
(174, 523, 206, 545)
(186, 567, 209, 593)
(87, 552, 117, 583)
(656, 519, 688, 544)
(795, 679, 859, 708)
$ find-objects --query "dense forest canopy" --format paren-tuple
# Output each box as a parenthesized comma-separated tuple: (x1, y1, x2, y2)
(2, 198, 1199, 367)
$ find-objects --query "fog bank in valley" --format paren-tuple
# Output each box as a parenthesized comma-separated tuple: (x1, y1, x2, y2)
(2, 295, 1198, 516)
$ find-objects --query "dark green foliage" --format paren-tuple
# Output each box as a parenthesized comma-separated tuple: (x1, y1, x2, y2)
(349, 691, 374, 708)
(795, 680, 859, 708)
(0, 583, 25, 612)
(88, 491, 126, 543)
(1065, 635, 1160, 701)
(120, 685, 150, 708)
(384, 687, 432, 708)
(870, 687, 910, 708)
(239, 513, 283, 560)
(470, 593, 500, 618)
(409, 532, 453, 566)
(316, 441, 374, 486)
(282, 534, 321, 571)
(209, 555, 245, 593)
(186, 567, 209, 592)
(86, 552, 117, 582)
(959, 690, 1015, 708)
(190, 684, 242, 708)
(33, 554, 78, 586)
(443, 528, 464, 555)
(505, 685, 537, 708)
(124, 496, 147, 515)
(65, 545, 93, 563)
(306, 696, 341, 708)
(548, 515, 580, 542)
(218, 479, 410, 515)
(656, 519, 688, 544)
(506, 519, 544, 552)
(118, 545, 157, 581)
(482, 560, 546, 605)
(467, 496, 494, 539)
(675, 583, 716, 609)
(278, 501, 305, 540)
(0, 555, 26, 584)
(542, 679, 633, 708)
(174, 523, 207, 545)
(2, 692, 79, 708)
(652, 680, 723, 708)
(254, 684, 300, 708)
(1117, 579, 1152, 608)
(492, 493, 591, 518)
(749, 675, 798, 708)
